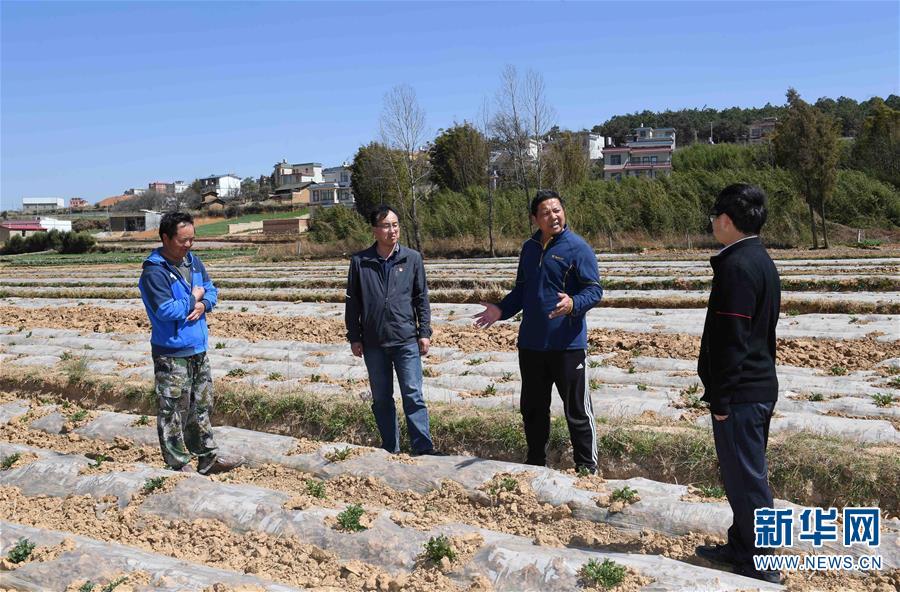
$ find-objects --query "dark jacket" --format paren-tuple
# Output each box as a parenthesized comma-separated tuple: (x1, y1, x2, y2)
(345, 243, 431, 348)
(698, 236, 781, 415)
(138, 248, 218, 357)
(498, 227, 603, 351)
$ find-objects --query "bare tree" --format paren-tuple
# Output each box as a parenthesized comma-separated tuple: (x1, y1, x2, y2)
(491, 65, 532, 223)
(477, 98, 497, 257)
(379, 84, 431, 254)
(523, 69, 555, 189)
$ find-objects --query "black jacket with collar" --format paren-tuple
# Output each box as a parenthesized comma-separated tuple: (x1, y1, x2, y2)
(698, 236, 781, 415)
(344, 243, 431, 348)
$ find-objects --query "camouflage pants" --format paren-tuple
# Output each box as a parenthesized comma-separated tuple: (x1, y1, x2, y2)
(153, 352, 218, 469)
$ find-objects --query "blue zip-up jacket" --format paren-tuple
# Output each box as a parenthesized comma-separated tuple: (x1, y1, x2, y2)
(498, 227, 603, 351)
(138, 248, 218, 357)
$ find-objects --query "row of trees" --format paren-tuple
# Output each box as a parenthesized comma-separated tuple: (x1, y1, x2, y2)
(344, 69, 898, 253)
(594, 94, 900, 146)
(1, 229, 96, 255)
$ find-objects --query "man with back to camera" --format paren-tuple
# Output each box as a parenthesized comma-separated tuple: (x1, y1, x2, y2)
(138, 211, 244, 475)
(694, 183, 782, 584)
(344, 205, 442, 456)
(473, 190, 604, 474)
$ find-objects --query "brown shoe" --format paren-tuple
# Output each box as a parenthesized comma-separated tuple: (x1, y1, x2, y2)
(197, 454, 246, 475)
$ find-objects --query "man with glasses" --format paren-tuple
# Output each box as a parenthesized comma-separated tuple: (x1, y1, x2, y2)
(345, 205, 441, 455)
(695, 184, 782, 584)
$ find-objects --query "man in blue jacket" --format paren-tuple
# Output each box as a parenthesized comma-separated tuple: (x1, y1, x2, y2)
(695, 184, 781, 584)
(138, 211, 244, 475)
(474, 190, 604, 473)
(344, 205, 440, 455)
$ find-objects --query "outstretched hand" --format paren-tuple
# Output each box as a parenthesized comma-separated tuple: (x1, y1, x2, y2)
(473, 302, 502, 329)
(548, 292, 573, 319)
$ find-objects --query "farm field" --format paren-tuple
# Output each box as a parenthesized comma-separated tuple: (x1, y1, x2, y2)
(0, 248, 897, 591)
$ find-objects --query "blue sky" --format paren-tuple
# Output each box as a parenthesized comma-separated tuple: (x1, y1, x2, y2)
(1, 1, 898, 209)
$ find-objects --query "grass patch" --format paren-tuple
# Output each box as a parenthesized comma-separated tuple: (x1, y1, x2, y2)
(696, 484, 726, 498)
(142, 476, 167, 494)
(423, 534, 457, 563)
(610, 485, 639, 503)
(325, 446, 353, 462)
(194, 209, 308, 237)
(268, 372, 285, 381)
(64, 356, 90, 384)
(215, 342, 226, 349)
(1, 452, 21, 471)
(305, 478, 326, 499)
(579, 558, 626, 588)
(588, 360, 601, 368)
(872, 393, 895, 407)
(336, 504, 367, 532)
(422, 367, 438, 378)
(7, 538, 35, 564)
(808, 392, 825, 402)
(226, 368, 248, 378)
(482, 383, 497, 396)
(69, 409, 88, 422)
(135, 414, 150, 426)
(830, 365, 848, 376)
(466, 357, 485, 366)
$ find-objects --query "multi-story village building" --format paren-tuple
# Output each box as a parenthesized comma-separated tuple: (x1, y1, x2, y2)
(198, 174, 241, 198)
(603, 125, 676, 181)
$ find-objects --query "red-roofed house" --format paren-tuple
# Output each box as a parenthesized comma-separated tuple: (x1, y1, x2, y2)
(604, 125, 676, 181)
(0, 221, 46, 243)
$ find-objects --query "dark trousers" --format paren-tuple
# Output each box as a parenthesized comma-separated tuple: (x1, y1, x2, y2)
(518, 348, 597, 471)
(712, 401, 776, 565)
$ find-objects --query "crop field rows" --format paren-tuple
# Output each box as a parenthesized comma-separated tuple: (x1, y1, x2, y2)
(0, 250, 897, 591)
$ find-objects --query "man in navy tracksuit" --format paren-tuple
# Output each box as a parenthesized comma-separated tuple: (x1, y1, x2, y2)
(475, 190, 603, 473)
(695, 184, 781, 584)
(138, 211, 243, 475)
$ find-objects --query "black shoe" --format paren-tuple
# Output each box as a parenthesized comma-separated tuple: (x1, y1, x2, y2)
(695, 544, 739, 566)
(735, 562, 782, 584)
(413, 449, 447, 456)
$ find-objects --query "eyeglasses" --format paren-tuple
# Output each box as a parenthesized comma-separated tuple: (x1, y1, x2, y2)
(708, 214, 719, 225)
(376, 223, 400, 230)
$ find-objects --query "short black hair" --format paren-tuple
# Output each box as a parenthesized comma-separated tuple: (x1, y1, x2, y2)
(530, 190, 564, 216)
(368, 204, 399, 226)
(711, 183, 768, 234)
(159, 211, 194, 240)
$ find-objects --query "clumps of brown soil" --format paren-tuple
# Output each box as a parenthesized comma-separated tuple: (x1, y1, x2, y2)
(679, 485, 727, 504)
(285, 438, 325, 456)
(66, 571, 152, 592)
(594, 485, 642, 514)
(0, 486, 470, 592)
(2, 305, 897, 370)
(782, 562, 899, 592)
(824, 410, 900, 431)
(0, 408, 162, 468)
(578, 563, 653, 592)
(388, 453, 420, 465)
(324, 446, 375, 463)
(0, 537, 76, 571)
(572, 472, 607, 493)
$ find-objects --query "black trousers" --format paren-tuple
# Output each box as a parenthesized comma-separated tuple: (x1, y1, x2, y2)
(712, 401, 776, 565)
(518, 348, 597, 471)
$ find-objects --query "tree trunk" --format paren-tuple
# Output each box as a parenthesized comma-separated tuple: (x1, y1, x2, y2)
(807, 202, 819, 249)
(487, 186, 496, 258)
(410, 187, 422, 255)
(819, 200, 829, 249)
